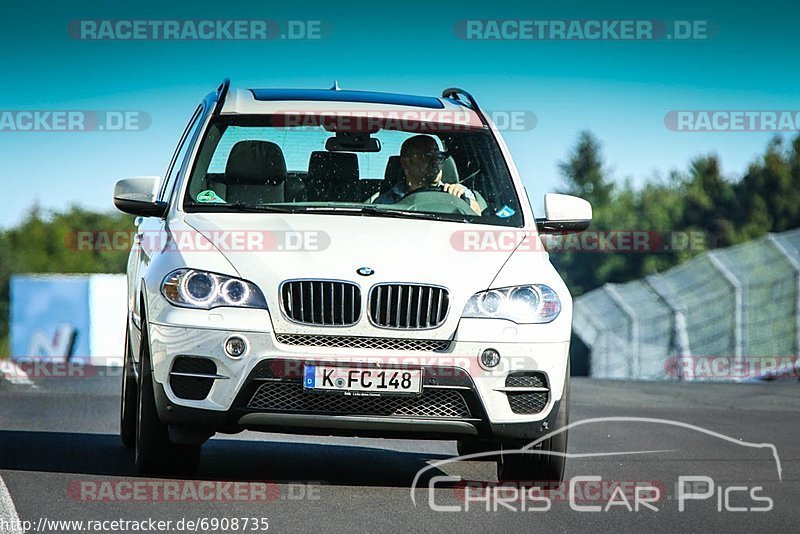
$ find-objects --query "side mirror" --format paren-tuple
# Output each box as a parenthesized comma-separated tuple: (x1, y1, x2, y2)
(535, 193, 592, 233)
(113, 177, 168, 217)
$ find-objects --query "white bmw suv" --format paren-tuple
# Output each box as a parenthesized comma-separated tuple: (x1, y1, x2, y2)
(113, 80, 591, 483)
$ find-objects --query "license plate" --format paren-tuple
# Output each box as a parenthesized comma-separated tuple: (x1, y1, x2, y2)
(303, 365, 422, 396)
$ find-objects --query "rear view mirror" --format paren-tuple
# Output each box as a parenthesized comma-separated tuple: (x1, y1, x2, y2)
(325, 132, 381, 152)
(535, 193, 592, 233)
(113, 177, 168, 217)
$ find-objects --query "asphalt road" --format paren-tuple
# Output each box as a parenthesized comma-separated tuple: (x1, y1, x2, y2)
(0, 366, 797, 533)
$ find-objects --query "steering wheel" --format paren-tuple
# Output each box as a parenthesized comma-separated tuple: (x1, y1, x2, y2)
(394, 186, 475, 216)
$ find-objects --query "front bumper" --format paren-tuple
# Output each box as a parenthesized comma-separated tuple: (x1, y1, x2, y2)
(147, 319, 569, 442)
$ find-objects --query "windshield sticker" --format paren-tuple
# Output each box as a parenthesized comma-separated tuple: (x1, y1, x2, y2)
(496, 205, 515, 218)
(196, 190, 225, 203)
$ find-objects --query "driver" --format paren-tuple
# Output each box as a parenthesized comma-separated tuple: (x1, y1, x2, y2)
(374, 135, 482, 215)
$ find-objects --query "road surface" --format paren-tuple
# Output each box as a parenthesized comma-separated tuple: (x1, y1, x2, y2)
(0, 366, 797, 533)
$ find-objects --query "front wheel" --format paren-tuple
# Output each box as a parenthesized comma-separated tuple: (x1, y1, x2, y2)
(496, 366, 570, 487)
(120, 330, 138, 448)
(135, 324, 201, 476)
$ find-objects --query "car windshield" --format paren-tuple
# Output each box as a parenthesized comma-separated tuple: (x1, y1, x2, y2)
(183, 114, 523, 226)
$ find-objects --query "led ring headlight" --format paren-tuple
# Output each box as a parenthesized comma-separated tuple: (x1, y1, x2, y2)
(462, 284, 560, 323)
(222, 278, 250, 305)
(162, 269, 267, 310)
(509, 285, 541, 309)
(181, 271, 217, 306)
(477, 290, 503, 316)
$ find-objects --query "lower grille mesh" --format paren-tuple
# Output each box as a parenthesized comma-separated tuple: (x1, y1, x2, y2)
(171, 357, 216, 375)
(505, 372, 549, 414)
(169, 357, 217, 401)
(248, 382, 471, 419)
(275, 334, 451, 352)
(506, 392, 548, 414)
(505, 373, 546, 388)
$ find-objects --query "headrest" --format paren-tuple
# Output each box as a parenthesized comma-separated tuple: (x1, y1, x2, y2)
(306, 151, 360, 202)
(441, 155, 460, 184)
(308, 151, 360, 183)
(221, 140, 287, 185)
(380, 155, 404, 193)
(384, 155, 404, 182)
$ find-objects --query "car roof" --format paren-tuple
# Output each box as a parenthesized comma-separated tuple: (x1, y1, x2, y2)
(250, 88, 446, 109)
(220, 88, 485, 129)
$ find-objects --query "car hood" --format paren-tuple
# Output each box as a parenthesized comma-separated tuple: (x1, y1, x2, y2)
(182, 212, 536, 338)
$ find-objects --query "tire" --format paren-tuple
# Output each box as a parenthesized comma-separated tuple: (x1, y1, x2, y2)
(120, 330, 138, 448)
(135, 322, 201, 476)
(496, 365, 570, 487)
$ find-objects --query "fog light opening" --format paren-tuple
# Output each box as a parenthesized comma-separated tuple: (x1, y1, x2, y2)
(480, 348, 501, 369)
(225, 336, 247, 358)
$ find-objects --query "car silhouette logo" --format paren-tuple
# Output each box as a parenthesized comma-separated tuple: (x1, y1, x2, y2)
(356, 267, 374, 276)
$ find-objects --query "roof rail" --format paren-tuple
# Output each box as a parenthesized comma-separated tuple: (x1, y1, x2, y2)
(213, 78, 230, 116)
(441, 87, 486, 124)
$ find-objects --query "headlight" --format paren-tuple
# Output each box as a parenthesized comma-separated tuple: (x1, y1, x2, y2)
(462, 284, 560, 323)
(161, 269, 267, 310)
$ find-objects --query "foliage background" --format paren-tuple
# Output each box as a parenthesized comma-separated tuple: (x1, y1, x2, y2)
(0, 207, 133, 356)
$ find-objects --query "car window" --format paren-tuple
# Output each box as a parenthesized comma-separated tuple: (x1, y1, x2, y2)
(207, 126, 438, 179)
(183, 115, 523, 227)
(159, 104, 204, 202)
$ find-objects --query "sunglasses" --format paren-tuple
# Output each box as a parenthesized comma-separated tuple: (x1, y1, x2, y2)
(405, 150, 450, 163)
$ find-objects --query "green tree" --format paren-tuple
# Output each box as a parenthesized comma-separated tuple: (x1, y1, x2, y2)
(548, 134, 797, 297)
(557, 130, 615, 207)
(680, 155, 738, 247)
(733, 136, 800, 241)
(551, 131, 623, 294)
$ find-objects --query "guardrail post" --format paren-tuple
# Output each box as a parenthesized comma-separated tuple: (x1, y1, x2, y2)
(578, 310, 607, 378)
(767, 233, 800, 357)
(646, 274, 691, 380)
(604, 284, 639, 379)
(707, 251, 743, 361)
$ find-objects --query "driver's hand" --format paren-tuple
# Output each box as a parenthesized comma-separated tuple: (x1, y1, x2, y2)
(442, 183, 482, 216)
(441, 183, 466, 198)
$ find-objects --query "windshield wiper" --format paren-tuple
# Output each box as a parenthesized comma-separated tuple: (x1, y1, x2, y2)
(360, 206, 471, 223)
(300, 206, 364, 213)
(185, 202, 299, 213)
(185, 202, 471, 222)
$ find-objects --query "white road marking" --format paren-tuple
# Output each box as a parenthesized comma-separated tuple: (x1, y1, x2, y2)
(0, 475, 24, 534)
(0, 360, 35, 387)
